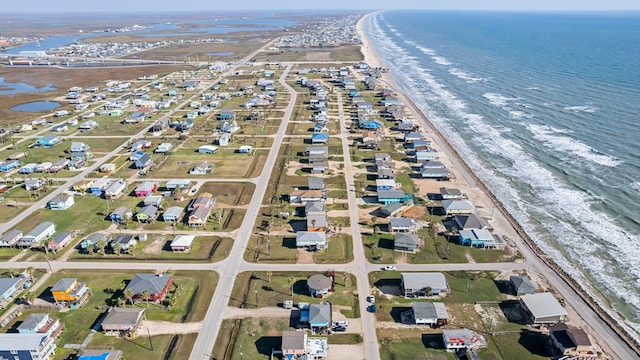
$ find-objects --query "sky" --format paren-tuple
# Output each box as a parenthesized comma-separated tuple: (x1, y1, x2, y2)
(3, 0, 640, 12)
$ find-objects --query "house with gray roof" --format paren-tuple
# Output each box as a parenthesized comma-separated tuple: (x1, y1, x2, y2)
(520, 292, 567, 325)
(0, 333, 56, 360)
(0, 277, 23, 300)
(394, 233, 420, 253)
(163, 206, 184, 223)
(454, 213, 488, 230)
(401, 272, 450, 298)
(510, 275, 537, 296)
(0, 229, 23, 247)
(389, 217, 418, 233)
(403, 302, 449, 327)
(442, 199, 476, 215)
(124, 273, 172, 303)
(308, 303, 332, 334)
(101, 307, 145, 334)
(296, 232, 327, 250)
(20, 222, 56, 246)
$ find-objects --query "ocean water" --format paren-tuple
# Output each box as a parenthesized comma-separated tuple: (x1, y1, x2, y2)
(365, 11, 640, 340)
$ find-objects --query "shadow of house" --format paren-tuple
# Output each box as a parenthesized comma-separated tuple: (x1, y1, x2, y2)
(499, 300, 529, 325)
(282, 237, 297, 249)
(255, 336, 281, 356)
(292, 279, 310, 296)
(494, 280, 513, 295)
(376, 236, 395, 250)
(390, 306, 412, 323)
(518, 329, 553, 357)
(373, 278, 402, 295)
(422, 334, 446, 350)
(287, 220, 307, 233)
(426, 192, 442, 201)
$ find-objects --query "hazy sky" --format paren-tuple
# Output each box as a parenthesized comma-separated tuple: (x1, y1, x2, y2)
(3, 0, 640, 12)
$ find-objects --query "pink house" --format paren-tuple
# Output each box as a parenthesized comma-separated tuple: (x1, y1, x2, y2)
(134, 182, 158, 198)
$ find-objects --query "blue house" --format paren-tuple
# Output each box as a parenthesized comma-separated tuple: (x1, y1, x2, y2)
(0, 277, 22, 300)
(219, 109, 236, 120)
(135, 154, 153, 169)
(19, 163, 38, 174)
(0, 160, 21, 172)
(359, 119, 384, 130)
(37, 134, 62, 147)
(377, 189, 411, 205)
(110, 206, 133, 224)
(311, 133, 329, 144)
(458, 229, 505, 249)
(167, 89, 178, 96)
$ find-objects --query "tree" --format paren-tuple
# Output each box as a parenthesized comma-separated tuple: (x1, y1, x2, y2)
(124, 289, 134, 307)
(343, 273, 350, 287)
(114, 243, 122, 256)
(128, 242, 138, 256)
(117, 298, 126, 308)
(97, 239, 107, 256)
(266, 271, 273, 283)
(26, 267, 35, 280)
(371, 216, 378, 234)
(24, 291, 36, 304)
(42, 238, 51, 255)
(87, 243, 96, 256)
(141, 290, 151, 308)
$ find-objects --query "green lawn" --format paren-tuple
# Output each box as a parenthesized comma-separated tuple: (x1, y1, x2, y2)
(212, 317, 291, 360)
(244, 235, 298, 263)
(313, 234, 354, 264)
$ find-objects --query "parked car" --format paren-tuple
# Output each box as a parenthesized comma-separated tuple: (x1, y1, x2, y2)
(334, 321, 349, 327)
(332, 326, 346, 332)
(382, 265, 397, 271)
(366, 295, 375, 303)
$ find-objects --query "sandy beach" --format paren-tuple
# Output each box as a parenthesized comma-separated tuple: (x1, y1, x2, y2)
(355, 12, 639, 359)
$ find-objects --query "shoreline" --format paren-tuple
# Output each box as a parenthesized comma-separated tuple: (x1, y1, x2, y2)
(356, 11, 640, 358)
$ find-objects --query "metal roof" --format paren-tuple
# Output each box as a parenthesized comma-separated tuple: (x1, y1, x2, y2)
(520, 292, 567, 319)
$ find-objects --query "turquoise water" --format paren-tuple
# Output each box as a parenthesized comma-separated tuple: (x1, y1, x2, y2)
(366, 11, 640, 340)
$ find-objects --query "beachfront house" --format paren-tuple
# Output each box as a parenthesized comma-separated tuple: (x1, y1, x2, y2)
(520, 292, 568, 325)
(377, 189, 410, 205)
(509, 275, 537, 296)
(441, 200, 476, 215)
(458, 229, 506, 249)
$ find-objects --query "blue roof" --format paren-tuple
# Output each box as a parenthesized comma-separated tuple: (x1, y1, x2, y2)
(312, 133, 329, 140)
(78, 353, 110, 360)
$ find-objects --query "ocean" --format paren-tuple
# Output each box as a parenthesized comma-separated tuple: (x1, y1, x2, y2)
(365, 10, 640, 341)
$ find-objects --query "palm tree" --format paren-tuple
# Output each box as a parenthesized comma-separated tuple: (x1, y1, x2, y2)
(117, 298, 126, 308)
(343, 273, 350, 287)
(141, 290, 151, 308)
(128, 242, 138, 256)
(114, 243, 122, 256)
(87, 243, 96, 255)
(42, 238, 51, 255)
(24, 291, 36, 304)
(371, 216, 378, 234)
(26, 267, 35, 281)
(266, 271, 273, 283)
(124, 289, 134, 307)
(96, 239, 107, 256)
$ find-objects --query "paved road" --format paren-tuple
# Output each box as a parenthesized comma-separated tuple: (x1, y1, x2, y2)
(188, 63, 295, 360)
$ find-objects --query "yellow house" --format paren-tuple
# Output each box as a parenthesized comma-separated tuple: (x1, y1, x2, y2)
(52, 278, 91, 305)
(72, 179, 94, 192)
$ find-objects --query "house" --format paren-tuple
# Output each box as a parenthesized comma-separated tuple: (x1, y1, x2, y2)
(135, 154, 153, 169)
(313, 123, 328, 133)
(35, 162, 53, 173)
(47, 195, 75, 210)
(188, 193, 216, 211)
(49, 158, 70, 173)
(380, 203, 404, 217)
(189, 162, 215, 175)
(170, 235, 195, 252)
(198, 145, 219, 154)
(163, 206, 184, 223)
(415, 150, 439, 162)
(129, 151, 145, 162)
(520, 292, 568, 325)
(307, 274, 333, 298)
(20, 163, 38, 175)
(411, 139, 432, 150)
(401, 272, 450, 298)
(377, 168, 395, 180)
(20, 222, 56, 246)
(136, 205, 158, 223)
(405, 302, 449, 327)
(0, 229, 23, 247)
(442, 329, 487, 351)
(307, 303, 332, 334)
(104, 179, 127, 199)
(389, 217, 418, 233)
(238, 145, 253, 154)
(218, 132, 231, 146)
(52, 278, 91, 305)
(308, 177, 325, 191)
(296, 232, 327, 250)
(311, 133, 329, 144)
(90, 178, 111, 196)
(404, 132, 423, 142)
(0, 277, 22, 300)
(80, 233, 111, 252)
(306, 211, 328, 232)
(101, 307, 145, 335)
(130, 140, 152, 152)
(70, 142, 89, 153)
(78, 349, 124, 360)
(48, 231, 74, 252)
(188, 206, 212, 226)
(37, 134, 62, 147)
(454, 213, 488, 230)
(124, 273, 172, 303)
(79, 120, 98, 132)
(52, 124, 68, 132)
(111, 234, 137, 252)
(306, 146, 329, 163)
(219, 109, 236, 120)
(281, 331, 307, 359)
(0, 160, 21, 172)
(155, 143, 173, 153)
(509, 275, 537, 296)
(420, 163, 450, 179)
(311, 161, 329, 174)
(134, 181, 158, 198)
(442, 199, 476, 215)
(359, 118, 384, 130)
(99, 164, 116, 173)
(289, 189, 325, 204)
(458, 229, 506, 249)
(394, 233, 420, 252)
(0, 334, 57, 360)
(362, 130, 382, 149)
(24, 179, 44, 190)
(165, 179, 191, 190)
(549, 323, 597, 359)
(440, 187, 466, 200)
(376, 179, 396, 191)
(377, 189, 409, 205)
(110, 206, 133, 224)
(17, 313, 62, 338)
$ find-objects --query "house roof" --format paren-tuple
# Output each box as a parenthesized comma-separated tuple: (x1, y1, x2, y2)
(442, 328, 486, 347)
(101, 307, 145, 327)
(0, 333, 49, 351)
(0, 277, 21, 296)
(296, 232, 327, 246)
(308, 303, 331, 325)
(307, 274, 332, 291)
(459, 229, 494, 242)
(125, 274, 172, 296)
(550, 323, 592, 347)
(17, 313, 48, 332)
(377, 189, 406, 199)
(395, 233, 419, 246)
(27, 222, 55, 237)
(380, 203, 403, 216)
(138, 205, 158, 217)
(164, 206, 184, 218)
(113, 234, 135, 246)
(305, 201, 325, 213)
(191, 205, 211, 220)
(440, 187, 463, 197)
(454, 213, 488, 229)
(308, 177, 324, 190)
(112, 206, 131, 217)
(52, 278, 77, 292)
(520, 292, 567, 320)
(171, 235, 195, 247)
(510, 275, 537, 292)
(281, 331, 306, 350)
(401, 272, 449, 292)
(442, 200, 476, 212)
(390, 217, 414, 229)
(52, 232, 71, 245)
(413, 302, 449, 320)
(307, 212, 328, 227)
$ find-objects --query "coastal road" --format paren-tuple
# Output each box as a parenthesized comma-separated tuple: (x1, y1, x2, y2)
(188, 63, 295, 360)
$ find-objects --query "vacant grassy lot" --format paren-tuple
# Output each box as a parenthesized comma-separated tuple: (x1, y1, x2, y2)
(152, 149, 267, 178)
(212, 317, 291, 360)
(230, 271, 358, 317)
(196, 182, 255, 206)
(71, 137, 127, 153)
